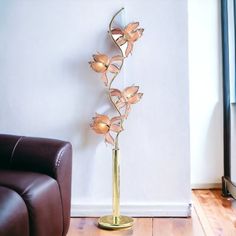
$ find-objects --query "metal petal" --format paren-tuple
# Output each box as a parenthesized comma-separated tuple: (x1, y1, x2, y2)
(124, 86, 139, 97)
(101, 73, 108, 86)
(93, 123, 109, 134)
(116, 101, 126, 109)
(108, 64, 120, 73)
(125, 42, 133, 57)
(90, 61, 107, 73)
(110, 88, 122, 97)
(105, 133, 115, 145)
(111, 116, 123, 124)
(93, 53, 110, 65)
(111, 28, 123, 35)
(124, 22, 139, 33)
(94, 113, 111, 125)
(110, 124, 123, 133)
(137, 28, 144, 37)
(91, 118, 109, 134)
(130, 28, 144, 42)
(91, 113, 111, 134)
(111, 55, 124, 62)
(128, 93, 143, 104)
(116, 36, 127, 46)
(124, 104, 131, 119)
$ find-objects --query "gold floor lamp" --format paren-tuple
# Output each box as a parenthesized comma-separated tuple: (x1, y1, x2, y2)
(89, 8, 144, 230)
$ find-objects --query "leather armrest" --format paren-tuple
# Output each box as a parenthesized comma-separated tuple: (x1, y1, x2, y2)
(0, 134, 72, 180)
(0, 134, 72, 235)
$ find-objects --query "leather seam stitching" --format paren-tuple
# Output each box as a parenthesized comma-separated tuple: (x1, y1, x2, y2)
(10, 136, 24, 166)
(56, 150, 63, 167)
(55, 145, 67, 168)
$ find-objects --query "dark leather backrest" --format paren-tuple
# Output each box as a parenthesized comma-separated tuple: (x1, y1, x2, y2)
(0, 134, 72, 236)
(0, 134, 22, 169)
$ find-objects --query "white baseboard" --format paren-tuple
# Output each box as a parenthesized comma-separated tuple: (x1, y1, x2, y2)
(191, 183, 221, 189)
(71, 203, 192, 217)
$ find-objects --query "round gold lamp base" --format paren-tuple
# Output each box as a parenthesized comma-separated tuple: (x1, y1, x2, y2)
(98, 215, 134, 230)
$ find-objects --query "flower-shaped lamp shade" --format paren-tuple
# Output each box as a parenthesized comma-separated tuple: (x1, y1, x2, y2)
(110, 86, 143, 118)
(89, 54, 123, 86)
(89, 8, 144, 231)
(111, 22, 144, 57)
(90, 114, 123, 145)
(89, 9, 143, 147)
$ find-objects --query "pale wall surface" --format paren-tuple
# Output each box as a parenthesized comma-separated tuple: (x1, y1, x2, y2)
(188, 0, 224, 187)
(0, 0, 190, 216)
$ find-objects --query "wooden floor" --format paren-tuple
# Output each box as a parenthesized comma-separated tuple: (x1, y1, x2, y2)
(67, 190, 236, 236)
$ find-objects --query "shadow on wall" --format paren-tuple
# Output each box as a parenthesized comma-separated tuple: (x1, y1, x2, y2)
(68, 30, 122, 150)
(67, 29, 119, 150)
(203, 103, 223, 183)
(65, 33, 119, 196)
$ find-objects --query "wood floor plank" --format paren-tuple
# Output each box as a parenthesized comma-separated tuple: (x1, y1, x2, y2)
(67, 218, 152, 236)
(67, 190, 236, 235)
(153, 207, 204, 236)
(191, 207, 206, 236)
(130, 218, 152, 236)
(194, 190, 236, 236)
(211, 190, 236, 232)
(192, 191, 214, 236)
(67, 218, 97, 236)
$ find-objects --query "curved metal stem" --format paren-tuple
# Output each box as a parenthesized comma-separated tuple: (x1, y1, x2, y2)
(108, 8, 125, 149)
(109, 8, 125, 58)
(108, 75, 122, 117)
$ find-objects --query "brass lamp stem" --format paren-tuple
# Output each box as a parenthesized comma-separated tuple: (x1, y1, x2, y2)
(98, 147, 133, 229)
(97, 8, 135, 230)
(112, 148, 120, 224)
(107, 7, 126, 150)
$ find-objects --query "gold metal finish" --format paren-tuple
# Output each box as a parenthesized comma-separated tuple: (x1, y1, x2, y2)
(89, 8, 144, 230)
(112, 149, 120, 218)
(98, 215, 134, 230)
(89, 7, 143, 148)
(108, 8, 125, 149)
(98, 149, 134, 230)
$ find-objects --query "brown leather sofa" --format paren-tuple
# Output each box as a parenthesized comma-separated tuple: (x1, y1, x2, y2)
(0, 134, 72, 236)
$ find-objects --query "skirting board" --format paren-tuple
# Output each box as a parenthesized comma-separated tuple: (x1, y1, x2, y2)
(71, 203, 192, 217)
(191, 183, 221, 189)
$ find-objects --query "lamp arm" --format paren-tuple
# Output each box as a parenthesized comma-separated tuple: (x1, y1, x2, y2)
(108, 8, 126, 149)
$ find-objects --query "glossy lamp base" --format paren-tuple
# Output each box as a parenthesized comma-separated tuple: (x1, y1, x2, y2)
(98, 215, 134, 230)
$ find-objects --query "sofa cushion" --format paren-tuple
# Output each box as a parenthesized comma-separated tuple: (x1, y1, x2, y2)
(0, 135, 72, 235)
(0, 170, 63, 236)
(0, 186, 29, 236)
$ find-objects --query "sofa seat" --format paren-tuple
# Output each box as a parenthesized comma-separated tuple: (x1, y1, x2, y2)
(0, 170, 63, 236)
(0, 186, 29, 236)
(0, 134, 72, 236)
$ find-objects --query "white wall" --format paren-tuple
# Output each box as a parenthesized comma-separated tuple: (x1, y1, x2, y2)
(188, 0, 224, 187)
(0, 0, 191, 216)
